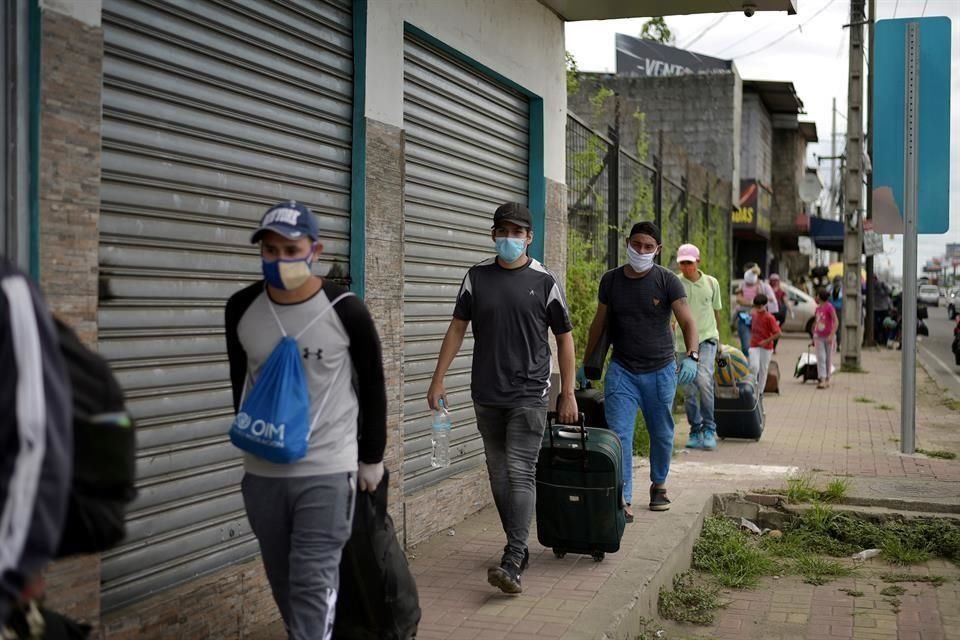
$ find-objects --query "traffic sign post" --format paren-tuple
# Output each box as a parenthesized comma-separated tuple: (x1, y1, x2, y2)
(872, 17, 952, 455)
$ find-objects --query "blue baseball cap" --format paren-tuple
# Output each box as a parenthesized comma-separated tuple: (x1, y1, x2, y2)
(250, 201, 319, 243)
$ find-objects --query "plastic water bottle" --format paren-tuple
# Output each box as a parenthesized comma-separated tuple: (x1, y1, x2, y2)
(431, 399, 452, 468)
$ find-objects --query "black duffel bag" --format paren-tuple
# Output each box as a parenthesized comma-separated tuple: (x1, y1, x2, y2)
(334, 470, 420, 640)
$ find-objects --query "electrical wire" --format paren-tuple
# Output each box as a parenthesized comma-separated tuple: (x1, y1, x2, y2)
(681, 14, 730, 49)
(893, 0, 900, 18)
(921, 0, 929, 17)
(730, 0, 839, 60)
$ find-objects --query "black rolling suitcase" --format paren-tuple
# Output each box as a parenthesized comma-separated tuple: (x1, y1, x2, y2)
(535, 413, 625, 562)
(574, 387, 606, 428)
(715, 381, 764, 441)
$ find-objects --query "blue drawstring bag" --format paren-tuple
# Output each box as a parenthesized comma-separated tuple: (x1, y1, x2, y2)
(230, 336, 311, 463)
(229, 291, 354, 464)
(738, 310, 753, 328)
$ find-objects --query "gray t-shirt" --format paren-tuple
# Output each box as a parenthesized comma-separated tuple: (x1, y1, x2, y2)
(599, 264, 687, 373)
(453, 257, 572, 407)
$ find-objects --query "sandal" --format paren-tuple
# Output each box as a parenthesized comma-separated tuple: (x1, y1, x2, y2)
(649, 485, 671, 511)
(624, 502, 634, 523)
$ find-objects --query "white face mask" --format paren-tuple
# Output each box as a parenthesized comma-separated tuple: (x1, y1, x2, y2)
(744, 271, 758, 285)
(626, 245, 656, 273)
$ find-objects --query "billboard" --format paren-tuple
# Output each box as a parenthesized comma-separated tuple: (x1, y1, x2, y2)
(615, 34, 732, 77)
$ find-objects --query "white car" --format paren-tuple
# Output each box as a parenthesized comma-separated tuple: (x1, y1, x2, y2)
(730, 280, 817, 334)
(918, 284, 940, 307)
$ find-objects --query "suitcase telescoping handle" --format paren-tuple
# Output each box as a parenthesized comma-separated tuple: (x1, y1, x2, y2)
(546, 411, 587, 448)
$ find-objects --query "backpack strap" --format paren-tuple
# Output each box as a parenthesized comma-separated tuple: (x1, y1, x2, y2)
(264, 288, 356, 339)
(294, 292, 355, 340)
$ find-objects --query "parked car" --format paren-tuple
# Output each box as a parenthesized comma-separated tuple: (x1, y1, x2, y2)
(948, 288, 958, 320)
(918, 284, 940, 307)
(730, 279, 817, 334)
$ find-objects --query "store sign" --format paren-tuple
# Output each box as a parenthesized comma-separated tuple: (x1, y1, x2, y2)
(732, 180, 771, 238)
(615, 34, 732, 77)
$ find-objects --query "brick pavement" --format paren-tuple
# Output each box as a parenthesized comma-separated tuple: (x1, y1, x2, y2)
(405, 334, 960, 639)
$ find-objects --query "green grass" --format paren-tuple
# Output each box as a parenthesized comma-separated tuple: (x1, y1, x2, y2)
(880, 573, 948, 587)
(784, 474, 819, 504)
(822, 478, 851, 502)
(801, 503, 838, 533)
(880, 585, 906, 597)
(839, 588, 864, 597)
(693, 516, 775, 588)
(916, 448, 957, 460)
(657, 572, 724, 625)
(794, 556, 855, 585)
(853, 396, 874, 403)
(633, 413, 650, 457)
(943, 397, 960, 411)
(879, 404, 895, 411)
(880, 536, 933, 565)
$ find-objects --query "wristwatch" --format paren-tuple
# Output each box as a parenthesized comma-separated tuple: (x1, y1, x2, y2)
(687, 351, 700, 362)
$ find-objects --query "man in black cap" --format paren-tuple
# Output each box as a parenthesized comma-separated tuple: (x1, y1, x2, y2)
(584, 221, 699, 517)
(224, 201, 387, 639)
(427, 201, 578, 595)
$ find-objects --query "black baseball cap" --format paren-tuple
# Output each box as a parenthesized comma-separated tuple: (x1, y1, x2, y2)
(492, 202, 532, 229)
(251, 201, 320, 244)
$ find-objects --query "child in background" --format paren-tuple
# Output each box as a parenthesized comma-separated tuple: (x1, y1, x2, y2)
(812, 288, 839, 389)
(749, 293, 780, 397)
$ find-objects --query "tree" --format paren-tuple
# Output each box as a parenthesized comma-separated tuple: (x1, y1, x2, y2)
(640, 17, 675, 45)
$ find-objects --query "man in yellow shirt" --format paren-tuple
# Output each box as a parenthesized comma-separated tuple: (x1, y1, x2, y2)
(673, 244, 723, 450)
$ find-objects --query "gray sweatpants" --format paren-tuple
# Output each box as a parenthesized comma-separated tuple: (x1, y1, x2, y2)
(474, 405, 547, 567)
(242, 472, 355, 640)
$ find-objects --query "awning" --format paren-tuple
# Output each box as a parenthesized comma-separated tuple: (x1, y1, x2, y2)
(808, 216, 845, 252)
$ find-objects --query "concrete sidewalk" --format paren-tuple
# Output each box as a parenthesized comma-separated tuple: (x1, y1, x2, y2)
(407, 335, 960, 640)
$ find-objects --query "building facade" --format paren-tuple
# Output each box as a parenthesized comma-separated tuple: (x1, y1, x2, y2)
(11, 0, 798, 635)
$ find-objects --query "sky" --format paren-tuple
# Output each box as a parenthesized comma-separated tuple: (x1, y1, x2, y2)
(565, 0, 960, 280)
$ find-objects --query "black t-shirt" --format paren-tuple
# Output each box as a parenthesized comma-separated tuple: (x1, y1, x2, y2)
(453, 257, 572, 407)
(599, 265, 687, 373)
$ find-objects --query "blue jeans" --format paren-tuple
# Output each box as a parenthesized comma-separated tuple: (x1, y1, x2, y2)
(603, 360, 677, 505)
(676, 340, 718, 434)
(737, 314, 752, 356)
(474, 404, 547, 566)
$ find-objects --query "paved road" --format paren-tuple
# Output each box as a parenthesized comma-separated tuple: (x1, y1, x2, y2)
(917, 305, 960, 400)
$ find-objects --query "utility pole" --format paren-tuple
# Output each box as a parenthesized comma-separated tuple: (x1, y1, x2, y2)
(842, 0, 865, 368)
(831, 96, 838, 219)
(864, 0, 876, 346)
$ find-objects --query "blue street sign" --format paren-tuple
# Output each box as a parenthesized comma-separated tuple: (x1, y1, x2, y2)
(871, 17, 951, 234)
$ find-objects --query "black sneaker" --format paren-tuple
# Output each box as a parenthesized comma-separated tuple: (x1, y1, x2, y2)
(649, 485, 671, 511)
(501, 546, 530, 572)
(487, 560, 522, 594)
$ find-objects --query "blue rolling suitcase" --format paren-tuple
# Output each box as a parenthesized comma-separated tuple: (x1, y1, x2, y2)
(535, 413, 625, 562)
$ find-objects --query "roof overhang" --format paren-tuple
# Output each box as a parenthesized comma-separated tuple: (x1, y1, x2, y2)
(743, 79, 804, 115)
(798, 121, 818, 142)
(539, 0, 797, 21)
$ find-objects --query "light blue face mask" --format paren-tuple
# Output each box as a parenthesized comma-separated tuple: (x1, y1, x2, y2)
(495, 237, 526, 263)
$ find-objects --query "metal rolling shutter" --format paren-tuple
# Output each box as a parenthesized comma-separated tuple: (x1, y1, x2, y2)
(98, 0, 353, 610)
(401, 35, 530, 492)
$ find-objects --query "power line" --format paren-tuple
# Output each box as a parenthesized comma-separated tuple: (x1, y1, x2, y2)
(681, 14, 730, 49)
(731, 0, 839, 60)
(921, 0, 929, 16)
(893, 0, 900, 18)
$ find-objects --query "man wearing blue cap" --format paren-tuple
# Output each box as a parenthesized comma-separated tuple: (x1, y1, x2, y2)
(224, 202, 387, 640)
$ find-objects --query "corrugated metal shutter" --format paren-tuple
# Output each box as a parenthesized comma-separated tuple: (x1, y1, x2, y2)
(401, 35, 530, 493)
(98, 0, 353, 610)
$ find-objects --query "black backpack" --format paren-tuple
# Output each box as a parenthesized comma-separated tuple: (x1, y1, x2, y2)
(334, 470, 420, 640)
(54, 318, 137, 558)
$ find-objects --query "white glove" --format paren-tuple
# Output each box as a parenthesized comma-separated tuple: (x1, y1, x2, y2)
(358, 461, 384, 493)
